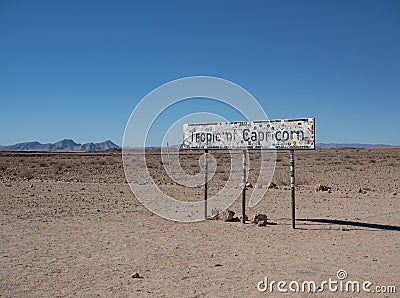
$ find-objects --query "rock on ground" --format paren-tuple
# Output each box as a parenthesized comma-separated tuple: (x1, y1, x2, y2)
(209, 209, 235, 221)
(251, 213, 268, 224)
(314, 184, 331, 192)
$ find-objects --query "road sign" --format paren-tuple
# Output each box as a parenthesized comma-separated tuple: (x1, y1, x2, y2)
(183, 118, 315, 150)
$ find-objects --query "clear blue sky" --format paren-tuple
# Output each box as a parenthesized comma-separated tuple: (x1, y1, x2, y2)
(1, 0, 399, 146)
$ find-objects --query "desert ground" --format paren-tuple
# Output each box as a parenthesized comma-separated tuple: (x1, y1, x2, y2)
(0, 148, 399, 297)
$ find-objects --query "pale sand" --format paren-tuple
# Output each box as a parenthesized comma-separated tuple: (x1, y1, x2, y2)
(0, 148, 399, 297)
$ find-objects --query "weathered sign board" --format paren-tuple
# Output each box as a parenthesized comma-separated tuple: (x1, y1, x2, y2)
(182, 117, 315, 229)
(182, 118, 315, 150)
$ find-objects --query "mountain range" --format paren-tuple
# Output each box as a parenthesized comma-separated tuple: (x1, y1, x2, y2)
(315, 143, 397, 149)
(0, 139, 121, 152)
(0, 140, 397, 152)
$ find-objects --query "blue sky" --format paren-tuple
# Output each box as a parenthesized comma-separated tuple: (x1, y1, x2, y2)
(1, 0, 399, 146)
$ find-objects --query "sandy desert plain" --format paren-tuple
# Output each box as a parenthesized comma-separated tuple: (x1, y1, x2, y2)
(0, 148, 399, 297)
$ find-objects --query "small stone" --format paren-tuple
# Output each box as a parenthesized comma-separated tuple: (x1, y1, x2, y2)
(131, 272, 141, 278)
(210, 208, 219, 216)
(258, 220, 267, 227)
(209, 209, 235, 221)
(245, 182, 253, 189)
(358, 188, 367, 194)
(209, 208, 221, 220)
(219, 209, 235, 221)
(314, 184, 331, 192)
(251, 213, 268, 224)
(268, 181, 278, 189)
(239, 214, 249, 222)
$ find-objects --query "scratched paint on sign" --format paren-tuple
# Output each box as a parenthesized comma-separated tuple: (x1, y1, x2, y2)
(182, 118, 315, 150)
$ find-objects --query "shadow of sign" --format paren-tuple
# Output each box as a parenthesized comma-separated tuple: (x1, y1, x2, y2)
(298, 218, 400, 231)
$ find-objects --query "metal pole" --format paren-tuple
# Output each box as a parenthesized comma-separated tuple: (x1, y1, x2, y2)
(166, 142, 171, 170)
(290, 149, 295, 229)
(242, 149, 246, 224)
(204, 149, 208, 220)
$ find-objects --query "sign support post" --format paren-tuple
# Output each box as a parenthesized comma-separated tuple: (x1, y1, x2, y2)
(290, 149, 295, 229)
(204, 149, 208, 220)
(242, 149, 246, 224)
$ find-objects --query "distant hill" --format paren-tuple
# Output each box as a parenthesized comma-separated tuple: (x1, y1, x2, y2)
(133, 143, 398, 150)
(316, 143, 397, 149)
(1, 141, 397, 151)
(0, 139, 121, 152)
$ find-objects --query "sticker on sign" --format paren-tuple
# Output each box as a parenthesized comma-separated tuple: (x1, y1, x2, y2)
(183, 118, 315, 150)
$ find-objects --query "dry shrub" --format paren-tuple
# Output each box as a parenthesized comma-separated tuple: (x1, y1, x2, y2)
(93, 156, 113, 166)
(19, 169, 33, 180)
(109, 157, 115, 165)
(218, 173, 230, 181)
(215, 168, 226, 174)
(51, 163, 63, 174)
(99, 158, 108, 165)
(0, 162, 7, 171)
(146, 162, 156, 169)
(275, 176, 288, 186)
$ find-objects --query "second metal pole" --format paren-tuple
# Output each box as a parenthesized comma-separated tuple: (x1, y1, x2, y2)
(204, 149, 208, 220)
(290, 149, 295, 229)
(242, 149, 246, 224)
